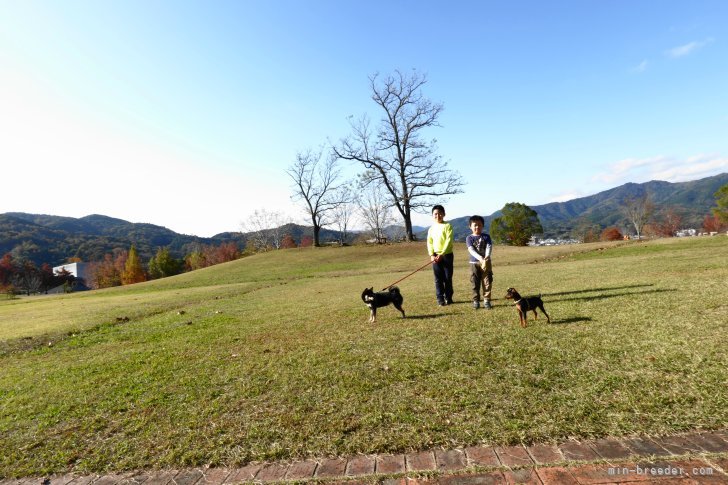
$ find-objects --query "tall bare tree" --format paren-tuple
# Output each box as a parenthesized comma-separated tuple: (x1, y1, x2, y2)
(335, 70, 464, 241)
(287, 148, 345, 247)
(622, 193, 654, 239)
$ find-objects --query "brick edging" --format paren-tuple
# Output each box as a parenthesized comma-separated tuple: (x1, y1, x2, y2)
(4, 429, 728, 484)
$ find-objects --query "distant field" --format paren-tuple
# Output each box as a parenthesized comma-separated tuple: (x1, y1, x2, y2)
(1, 237, 726, 477)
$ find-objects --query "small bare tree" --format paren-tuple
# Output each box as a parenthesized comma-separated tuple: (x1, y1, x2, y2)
(335, 70, 464, 241)
(287, 148, 346, 247)
(241, 209, 287, 252)
(358, 182, 395, 243)
(331, 183, 356, 245)
(622, 193, 654, 239)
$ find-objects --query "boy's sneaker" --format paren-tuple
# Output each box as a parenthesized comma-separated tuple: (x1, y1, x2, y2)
(472, 301, 480, 309)
(483, 300, 492, 309)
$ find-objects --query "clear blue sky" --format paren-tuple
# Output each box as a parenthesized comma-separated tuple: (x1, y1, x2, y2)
(2, 1, 727, 236)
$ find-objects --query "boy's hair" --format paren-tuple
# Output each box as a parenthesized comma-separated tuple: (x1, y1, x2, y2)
(432, 204, 446, 215)
(469, 215, 485, 226)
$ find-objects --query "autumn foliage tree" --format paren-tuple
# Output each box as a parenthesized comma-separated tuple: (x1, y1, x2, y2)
(121, 245, 146, 285)
(0, 253, 17, 291)
(184, 243, 241, 271)
(90, 253, 122, 289)
(655, 208, 682, 237)
(280, 234, 297, 249)
(600, 227, 623, 241)
(702, 214, 724, 233)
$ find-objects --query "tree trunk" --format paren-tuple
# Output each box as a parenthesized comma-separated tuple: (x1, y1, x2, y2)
(313, 222, 321, 247)
(404, 217, 414, 242)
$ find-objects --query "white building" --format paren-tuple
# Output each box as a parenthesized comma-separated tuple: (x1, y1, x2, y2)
(53, 262, 92, 285)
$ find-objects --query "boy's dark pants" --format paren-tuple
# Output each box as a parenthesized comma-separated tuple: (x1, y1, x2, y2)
(432, 252, 454, 303)
(470, 260, 493, 302)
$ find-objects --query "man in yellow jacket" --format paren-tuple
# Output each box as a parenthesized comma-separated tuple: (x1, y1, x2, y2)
(427, 204, 454, 306)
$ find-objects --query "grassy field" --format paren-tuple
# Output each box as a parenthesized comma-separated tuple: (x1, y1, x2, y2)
(1, 237, 727, 477)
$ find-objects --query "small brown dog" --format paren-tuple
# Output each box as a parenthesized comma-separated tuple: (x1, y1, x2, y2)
(504, 287, 550, 327)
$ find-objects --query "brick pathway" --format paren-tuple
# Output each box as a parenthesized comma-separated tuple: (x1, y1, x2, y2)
(2, 430, 727, 484)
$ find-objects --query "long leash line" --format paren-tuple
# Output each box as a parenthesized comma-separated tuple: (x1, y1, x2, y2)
(381, 259, 434, 291)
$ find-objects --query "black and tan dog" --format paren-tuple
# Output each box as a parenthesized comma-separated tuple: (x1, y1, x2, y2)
(504, 287, 550, 328)
(361, 286, 405, 323)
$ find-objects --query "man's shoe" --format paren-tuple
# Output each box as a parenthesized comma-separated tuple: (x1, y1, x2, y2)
(438, 300, 446, 307)
(472, 301, 480, 309)
(483, 300, 492, 309)
(446, 299, 454, 305)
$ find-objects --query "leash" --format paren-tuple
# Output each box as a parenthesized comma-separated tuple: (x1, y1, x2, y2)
(381, 259, 434, 291)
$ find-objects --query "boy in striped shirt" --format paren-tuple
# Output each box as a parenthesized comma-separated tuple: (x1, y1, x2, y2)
(466, 215, 493, 309)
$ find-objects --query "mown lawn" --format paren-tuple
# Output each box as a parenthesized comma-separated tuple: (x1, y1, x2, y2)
(0, 237, 726, 477)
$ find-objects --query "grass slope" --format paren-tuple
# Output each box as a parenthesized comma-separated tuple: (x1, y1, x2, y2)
(1, 238, 727, 477)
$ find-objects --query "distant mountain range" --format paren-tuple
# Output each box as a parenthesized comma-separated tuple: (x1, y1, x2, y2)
(2, 173, 725, 266)
(442, 173, 728, 240)
(0, 213, 343, 267)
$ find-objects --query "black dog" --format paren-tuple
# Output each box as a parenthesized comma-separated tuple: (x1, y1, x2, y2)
(504, 287, 550, 328)
(361, 286, 405, 323)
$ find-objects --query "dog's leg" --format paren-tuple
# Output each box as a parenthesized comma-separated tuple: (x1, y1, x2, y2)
(370, 308, 377, 323)
(394, 302, 405, 318)
(532, 308, 539, 320)
(540, 304, 550, 323)
(517, 307, 527, 327)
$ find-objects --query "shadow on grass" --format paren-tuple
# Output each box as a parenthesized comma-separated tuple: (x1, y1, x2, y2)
(406, 314, 450, 320)
(547, 288, 676, 303)
(542, 283, 654, 297)
(550, 316, 593, 325)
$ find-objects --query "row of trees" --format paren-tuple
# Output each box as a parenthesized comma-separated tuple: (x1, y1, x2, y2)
(89, 242, 243, 289)
(0, 254, 76, 295)
(285, 70, 464, 246)
(1, 241, 246, 294)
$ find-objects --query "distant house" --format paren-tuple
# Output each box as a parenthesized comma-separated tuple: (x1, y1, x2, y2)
(51, 262, 92, 292)
(676, 229, 697, 237)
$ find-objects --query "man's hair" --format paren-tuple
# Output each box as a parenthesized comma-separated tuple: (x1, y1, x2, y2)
(469, 215, 485, 225)
(432, 204, 446, 215)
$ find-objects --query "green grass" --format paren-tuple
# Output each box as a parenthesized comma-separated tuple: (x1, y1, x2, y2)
(1, 237, 727, 477)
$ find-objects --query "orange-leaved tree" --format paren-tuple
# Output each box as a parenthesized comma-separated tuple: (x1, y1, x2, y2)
(122, 245, 146, 285)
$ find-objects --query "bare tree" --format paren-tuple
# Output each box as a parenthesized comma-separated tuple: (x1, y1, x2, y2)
(331, 183, 356, 245)
(622, 193, 654, 239)
(334, 70, 464, 241)
(241, 209, 287, 252)
(358, 182, 395, 243)
(287, 148, 346, 247)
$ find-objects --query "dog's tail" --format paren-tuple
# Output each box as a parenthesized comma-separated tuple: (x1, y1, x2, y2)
(388, 286, 401, 294)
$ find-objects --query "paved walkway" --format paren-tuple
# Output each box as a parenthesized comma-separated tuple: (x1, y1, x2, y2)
(3, 429, 727, 484)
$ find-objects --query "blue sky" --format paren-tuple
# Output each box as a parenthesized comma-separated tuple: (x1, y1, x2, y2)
(2, 1, 726, 236)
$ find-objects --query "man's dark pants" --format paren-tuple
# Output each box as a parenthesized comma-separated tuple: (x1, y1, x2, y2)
(432, 252, 454, 304)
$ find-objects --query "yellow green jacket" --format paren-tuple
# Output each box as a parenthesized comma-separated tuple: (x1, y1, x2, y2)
(427, 222, 454, 255)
